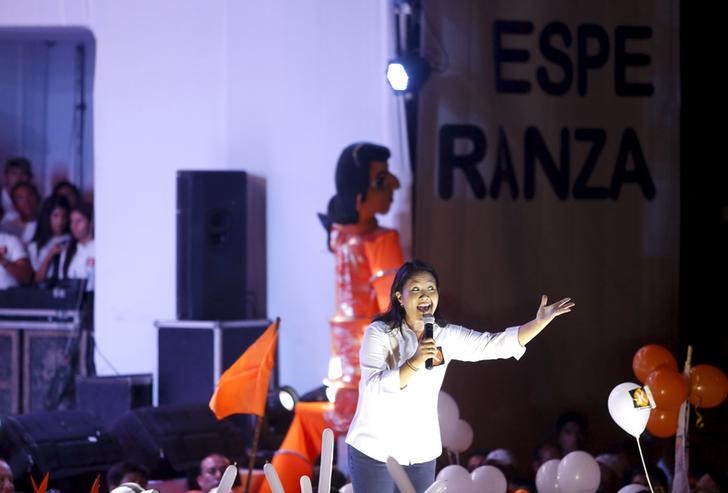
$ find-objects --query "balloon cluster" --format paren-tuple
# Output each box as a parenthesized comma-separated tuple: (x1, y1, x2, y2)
(438, 391, 474, 455)
(535, 451, 601, 493)
(435, 463, 508, 493)
(632, 344, 728, 437)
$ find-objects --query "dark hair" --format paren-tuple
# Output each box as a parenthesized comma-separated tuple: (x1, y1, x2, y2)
(556, 410, 589, 433)
(62, 202, 94, 278)
(106, 461, 149, 489)
(318, 143, 391, 249)
(4, 156, 33, 177)
(31, 195, 71, 250)
(53, 180, 82, 205)
(374, 259, 445, 328)
(10, 181, 40, 205)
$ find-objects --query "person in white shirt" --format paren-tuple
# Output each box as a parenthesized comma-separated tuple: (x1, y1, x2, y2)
(1, 157, 33, 226)
(28, 195, 72, 283)
(0, 202, 33, 289)
(345, 259, 575, 493)
(60, 203, 94, 291)
(1, 182, 40, 245)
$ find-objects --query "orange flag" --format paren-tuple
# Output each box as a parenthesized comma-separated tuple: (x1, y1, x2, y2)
(31, 473, 49, 493)
(89, 474, 101, 493)
(209, 318, 279, 418)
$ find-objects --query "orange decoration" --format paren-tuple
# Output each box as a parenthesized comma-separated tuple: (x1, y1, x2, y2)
(689, 364, 728, 408)
(325, 226, 403, 431)
(645, 367, 688, 410)
(646, 406, 680, 438)
(632, 344, 677, 383)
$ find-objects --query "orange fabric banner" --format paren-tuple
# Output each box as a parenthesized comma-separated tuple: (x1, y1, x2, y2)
(209, 319, 279, 418)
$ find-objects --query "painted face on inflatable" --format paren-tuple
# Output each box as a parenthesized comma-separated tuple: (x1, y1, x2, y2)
(357, 160, 400, 220)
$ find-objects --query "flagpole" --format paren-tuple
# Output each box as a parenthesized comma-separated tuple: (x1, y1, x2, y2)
(672, 345, 692, 493)
(246, 415, 265, 493)
(245, 317, 280, 493)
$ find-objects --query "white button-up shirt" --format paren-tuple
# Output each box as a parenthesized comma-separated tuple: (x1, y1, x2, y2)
(345, 320, 526, 464)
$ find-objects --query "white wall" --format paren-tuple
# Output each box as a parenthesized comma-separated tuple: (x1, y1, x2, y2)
(224, 2, 409, 394)
(0, 0, 408, 396)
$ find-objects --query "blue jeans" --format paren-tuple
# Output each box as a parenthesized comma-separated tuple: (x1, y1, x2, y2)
(348, 444, 436, 493)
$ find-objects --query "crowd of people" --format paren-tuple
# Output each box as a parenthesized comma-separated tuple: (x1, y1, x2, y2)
(0, 156, 94, 292)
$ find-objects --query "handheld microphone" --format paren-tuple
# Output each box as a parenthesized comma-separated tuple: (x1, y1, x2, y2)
(423, 314, 435, 370)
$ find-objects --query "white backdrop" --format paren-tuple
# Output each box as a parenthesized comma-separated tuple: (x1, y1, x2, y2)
(0, 0, 411, 397)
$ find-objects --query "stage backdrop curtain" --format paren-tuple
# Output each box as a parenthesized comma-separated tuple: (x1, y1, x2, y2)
(414, 0, 680, 464)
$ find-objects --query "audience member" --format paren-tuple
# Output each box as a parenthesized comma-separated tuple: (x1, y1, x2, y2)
(53, 180, 82, 209)
(555, 411, 589, 455)
(0, 460, 14, 493)
(61, 203, 95, 291)
(107, 461, 150, 491)
(1, 182, 41, 243)
(28, 195, 71, 283)
(630, 465, 669, 493)
(595, 453, 624, 493)
(484, 448, 523, 491)
(187, 453, 240, 493)
(0, 203, 33, 289)
(532, 441, 561, 475)
(1, 157, 33, 225)
(465, 447, 490, 472)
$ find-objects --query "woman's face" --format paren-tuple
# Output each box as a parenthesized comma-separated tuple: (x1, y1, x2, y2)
(50, 207, 68, 236)
(12, 185, 38, 220)
(70, 210, 92, 242)
(396, 271, 439, 326)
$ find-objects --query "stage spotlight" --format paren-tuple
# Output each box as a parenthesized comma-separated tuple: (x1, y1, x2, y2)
(275, 385, 299, 412)
(386, 51, 431, 94)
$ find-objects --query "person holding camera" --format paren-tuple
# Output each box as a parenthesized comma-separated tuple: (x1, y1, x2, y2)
(28, 195, 72, 283)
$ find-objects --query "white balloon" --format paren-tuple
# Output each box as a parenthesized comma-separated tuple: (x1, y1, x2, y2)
(535, 459, 561, 493)
(424, 480, 449, 493)
(436, 464, 472, 493)
(216, 464, 238, 493)
(438, 391, 460, 441)
(300, 475, 313, 493)
(608, 382, 651, 438)
(386, 456, 416, 493)
(339, 483, 354, 493)
(557, 451, 601, 493)
(471, 465, 507, 493)
(318, 428, 335, 493)
(446, 419, 473, 453)
(263, 463, 285, 493)
(617, 484, 649, 493)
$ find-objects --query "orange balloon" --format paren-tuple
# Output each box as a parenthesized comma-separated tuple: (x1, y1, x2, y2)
(632, 344, 677, 383)
(646, 406, 680, 438)
(689, 364, 728, 408)
(646, 367, 688, 410)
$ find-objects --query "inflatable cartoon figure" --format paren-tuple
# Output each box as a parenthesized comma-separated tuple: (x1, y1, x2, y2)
(319, 142, 404, 431)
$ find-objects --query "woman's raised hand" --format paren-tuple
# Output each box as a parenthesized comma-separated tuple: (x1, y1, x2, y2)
(536, 295, 574, 323)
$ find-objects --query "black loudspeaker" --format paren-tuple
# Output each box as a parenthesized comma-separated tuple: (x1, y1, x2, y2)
(0, 410, 121, 482)
(109, 403, 252, 479)
(176, 170, 266, 320)
(156, 319, 274, 406)
(75, 374, 153, 428)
